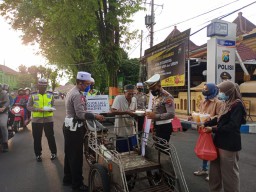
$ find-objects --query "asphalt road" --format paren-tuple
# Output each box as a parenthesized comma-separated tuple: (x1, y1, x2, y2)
(0, 99, 255, 192)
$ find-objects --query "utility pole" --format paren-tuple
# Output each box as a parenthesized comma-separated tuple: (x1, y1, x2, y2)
(139, 30, 143, 81)
(150, 0, 154, 48)
(145, 1, 163, 48)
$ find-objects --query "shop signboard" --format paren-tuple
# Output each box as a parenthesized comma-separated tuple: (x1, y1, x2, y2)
(146, 42, 186, 87)
(144, 29, 190, 87)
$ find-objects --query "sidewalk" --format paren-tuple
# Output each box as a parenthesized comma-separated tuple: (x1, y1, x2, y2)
(175, 113, 256, 134)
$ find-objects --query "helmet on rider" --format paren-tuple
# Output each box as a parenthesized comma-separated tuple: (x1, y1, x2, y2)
(2, 84, 9, 92)
(18, 88, 25, 95)
(24, 87, 31, 95)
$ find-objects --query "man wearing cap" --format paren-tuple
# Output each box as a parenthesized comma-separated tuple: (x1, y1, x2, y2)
(63, 71, 104, 192)
(0, 83, 10, 152)
(144, 74, 175, 145)
(133, 82, 147, 135)
(87, 77, 100, 96)
(111, 84, 137, 152)
(27, 78, 57, 162)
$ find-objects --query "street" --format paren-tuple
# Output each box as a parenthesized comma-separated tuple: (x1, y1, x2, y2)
(0, 99, 255, 192)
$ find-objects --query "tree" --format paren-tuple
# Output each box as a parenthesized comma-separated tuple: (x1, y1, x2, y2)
(0, 0, 143, 88)
(118, 52, 140, 86)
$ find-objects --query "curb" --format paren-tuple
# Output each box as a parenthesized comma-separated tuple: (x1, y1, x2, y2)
(180, 121, 256, 134)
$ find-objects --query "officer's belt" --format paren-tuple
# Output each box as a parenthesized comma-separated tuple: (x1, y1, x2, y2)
(155, 119, 172, 125)
(64, 117, 84, 131)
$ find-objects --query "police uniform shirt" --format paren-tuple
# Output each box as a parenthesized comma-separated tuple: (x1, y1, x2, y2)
(134, 92, 147, 110)
(27, 91, 54, 123)
(152, 88, 175, 121)
(65, 86, 94, 120)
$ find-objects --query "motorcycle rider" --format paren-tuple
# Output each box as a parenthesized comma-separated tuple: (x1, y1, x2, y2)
(0, 83, 10, 152)
(13, 88, 29, 126)
(13, 88, 27, 106)
(2, 84, 15, 135)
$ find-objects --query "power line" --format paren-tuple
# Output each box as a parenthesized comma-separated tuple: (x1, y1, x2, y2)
(190, 0, 256, 37)
(154, 0, 239, 33)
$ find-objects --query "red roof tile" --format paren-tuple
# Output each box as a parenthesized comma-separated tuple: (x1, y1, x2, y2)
(232, 12, 256, 36)
(0, 65, 18, 75)
(236, 43, 256, 61)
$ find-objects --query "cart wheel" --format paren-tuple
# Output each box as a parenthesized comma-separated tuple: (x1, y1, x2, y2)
(89, 163, 110, 192)
(163, 172, 176, 190)
(147, 170, 162, 186)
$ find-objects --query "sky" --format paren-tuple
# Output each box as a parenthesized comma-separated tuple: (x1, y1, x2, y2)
(0, 0, 256, 73)
(127, 0, 256, 58)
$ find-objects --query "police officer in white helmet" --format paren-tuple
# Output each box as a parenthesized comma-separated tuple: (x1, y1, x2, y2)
(27, 78, 57, 161)
(63, 71, 104, 191)
(144, 74, 175, 148)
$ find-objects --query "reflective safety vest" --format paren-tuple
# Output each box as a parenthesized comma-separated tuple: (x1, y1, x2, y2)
(32, 93, 53, 118)
(87, 89, 100, 96)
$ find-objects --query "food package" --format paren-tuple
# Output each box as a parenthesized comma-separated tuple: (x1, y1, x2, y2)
(192, 112, 200, 123)
(199, 113, 210, 123)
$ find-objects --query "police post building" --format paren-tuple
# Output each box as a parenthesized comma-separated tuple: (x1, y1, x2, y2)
(142, 12, 256, 130)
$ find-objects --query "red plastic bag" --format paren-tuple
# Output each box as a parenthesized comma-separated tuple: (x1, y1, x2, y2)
(194, 130, 217, 161)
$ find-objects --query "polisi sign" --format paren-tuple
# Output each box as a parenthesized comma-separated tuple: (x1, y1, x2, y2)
(216, 39, 236, 83)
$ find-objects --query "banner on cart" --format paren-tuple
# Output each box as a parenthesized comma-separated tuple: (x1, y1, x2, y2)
(86, 95, 110, 113)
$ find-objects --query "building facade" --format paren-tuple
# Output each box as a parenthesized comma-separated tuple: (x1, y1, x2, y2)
(0, 65, 19, 90)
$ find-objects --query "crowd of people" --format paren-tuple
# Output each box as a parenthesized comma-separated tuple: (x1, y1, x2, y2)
(0, 85, 32, 152)
(0, 71, 247, 192)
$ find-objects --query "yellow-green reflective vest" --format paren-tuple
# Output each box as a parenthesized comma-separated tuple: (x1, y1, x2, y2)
(32, 93, 53, 118)
(87, 89, 99, 96)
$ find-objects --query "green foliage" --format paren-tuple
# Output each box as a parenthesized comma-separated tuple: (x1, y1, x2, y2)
(0, 0, 143, 88)
(119, 54, 140, 86)
(16, 64, 61, 90)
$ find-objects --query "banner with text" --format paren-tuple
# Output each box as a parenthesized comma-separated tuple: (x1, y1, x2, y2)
(147, 42, 186, 87)
(86, 95, 110, 113)
(216, 39, 236, 84)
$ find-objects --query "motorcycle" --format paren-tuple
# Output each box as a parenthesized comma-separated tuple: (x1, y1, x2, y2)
(10, 104, 30, 133)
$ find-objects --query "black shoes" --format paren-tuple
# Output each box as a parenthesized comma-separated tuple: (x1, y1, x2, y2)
(72, 184, 88, 192)
(36, 155, 42, 162)
(50, 153, 57, 160)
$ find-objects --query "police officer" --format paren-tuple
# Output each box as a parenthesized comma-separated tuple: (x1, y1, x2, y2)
(144, 74, 175, 144)
(63, 71, 104, 192)
(87, 77, 100, 96)
(134, 82, 147, 134)
(27, 78, 57, 162)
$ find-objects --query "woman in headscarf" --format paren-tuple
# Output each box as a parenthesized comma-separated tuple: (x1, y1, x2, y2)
(193, 83, 223, 181)
(202, 81, 246, 192)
